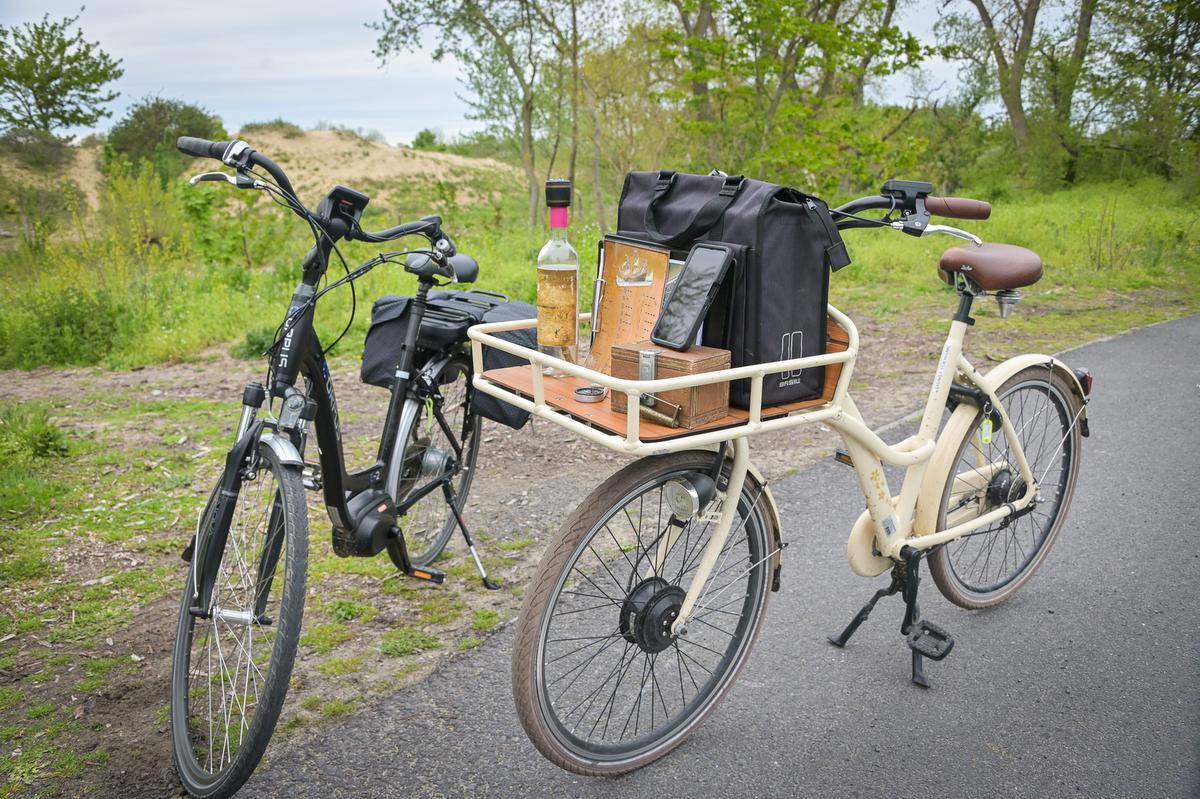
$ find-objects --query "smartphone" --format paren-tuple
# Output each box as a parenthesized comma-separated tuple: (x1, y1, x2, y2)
(651, 243, 734, 351)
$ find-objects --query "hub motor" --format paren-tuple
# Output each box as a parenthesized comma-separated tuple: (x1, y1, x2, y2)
(986, 468, 1026, 507)
(619, 577, 686, 654)
(419, 445, 453, 480)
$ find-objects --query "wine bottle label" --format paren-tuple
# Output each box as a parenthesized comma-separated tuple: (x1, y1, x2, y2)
(537, 267, 577, 348)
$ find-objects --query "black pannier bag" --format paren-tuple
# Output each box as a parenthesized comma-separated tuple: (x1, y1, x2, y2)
(360, 289, 536, 429)
(617, 170, 850, 407)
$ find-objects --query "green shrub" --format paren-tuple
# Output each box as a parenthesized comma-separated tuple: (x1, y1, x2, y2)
(0, 286, 119, 368)
(231, 327, 276, 360)
(0, 402, 69, 461)
(105, 96, 226, 184)
(0, 128, 74, 171)
(239, 119, 304, 139)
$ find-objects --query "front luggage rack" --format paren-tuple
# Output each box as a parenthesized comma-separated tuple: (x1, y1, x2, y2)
(467, 304, 860, 456)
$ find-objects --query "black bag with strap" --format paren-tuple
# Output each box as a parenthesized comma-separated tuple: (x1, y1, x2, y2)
(617, 170, 850, 407)
(360, 289, 536, 429)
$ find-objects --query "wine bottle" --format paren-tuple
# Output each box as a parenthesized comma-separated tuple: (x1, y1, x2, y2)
(536, 179, 579, 376)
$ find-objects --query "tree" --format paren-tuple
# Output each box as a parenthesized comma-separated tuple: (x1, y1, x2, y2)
(1028, 0, 1098, 181)
(943, 0, 1044, 150)
(1089, 0, 1199, 178)
(0, 11, 123, 135)
(105, 96, 226, 184)
(412, 128, 442, 149)
(375, 0, 549, 226)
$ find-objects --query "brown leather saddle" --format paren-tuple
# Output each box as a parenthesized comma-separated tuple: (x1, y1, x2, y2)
(938, 243, 1043, 291)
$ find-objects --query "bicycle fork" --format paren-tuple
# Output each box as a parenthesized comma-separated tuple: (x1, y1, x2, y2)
(670, 437, 753, 636)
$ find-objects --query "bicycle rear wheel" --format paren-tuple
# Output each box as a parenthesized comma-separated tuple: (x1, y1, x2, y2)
(170, 443, 308, 798)
(387, 355, 481, 567)
(512, 451, 775, 775)
(928, 366, 1083, 609)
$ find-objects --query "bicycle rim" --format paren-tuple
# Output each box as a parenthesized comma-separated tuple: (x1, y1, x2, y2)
(525, 455, 771, 769)
(171, 446, 306, 797)
(392, 357, 479, 566)
(934, 370, 1080, 600)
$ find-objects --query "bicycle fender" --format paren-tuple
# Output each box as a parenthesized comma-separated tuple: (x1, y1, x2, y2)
(912, 354, 1087, 537)
(260, 432, 303, 467)
(752, 475, 786, 591)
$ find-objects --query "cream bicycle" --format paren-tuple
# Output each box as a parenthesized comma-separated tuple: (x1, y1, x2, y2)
(467, 182, 1092, 775)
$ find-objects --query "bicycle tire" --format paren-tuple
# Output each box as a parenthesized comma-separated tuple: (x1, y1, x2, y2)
(512, 451, 775, 776)
(170, 442, 308, 798)
(386, 354, 481, 568)
(928, 366, 1083, 609)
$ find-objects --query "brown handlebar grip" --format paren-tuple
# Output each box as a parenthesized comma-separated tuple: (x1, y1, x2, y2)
(925, 196, 992, 220)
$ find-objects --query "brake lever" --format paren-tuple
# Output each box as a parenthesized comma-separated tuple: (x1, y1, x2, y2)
(188, 171, 263, 190)
(919, 223, 983, 247)
(897, 218, 979, 245)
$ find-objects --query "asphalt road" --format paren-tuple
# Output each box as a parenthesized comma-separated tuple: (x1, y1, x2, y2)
(247, 316, 1200, 799)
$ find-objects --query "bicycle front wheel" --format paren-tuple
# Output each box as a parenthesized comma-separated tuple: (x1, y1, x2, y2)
(928, 366, 1084, 609)
(512, 451, 775, 776)
(170, 442, 308, 798)
(387, 355, 481, 567)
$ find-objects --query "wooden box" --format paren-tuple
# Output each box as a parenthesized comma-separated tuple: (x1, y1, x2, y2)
(610, 341, 731, 429)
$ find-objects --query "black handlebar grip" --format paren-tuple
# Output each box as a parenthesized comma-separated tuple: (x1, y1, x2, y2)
(925, 196, 992, 220)
(176, 137, 230, 160)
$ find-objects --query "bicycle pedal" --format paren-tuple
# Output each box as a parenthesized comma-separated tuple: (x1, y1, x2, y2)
(833, 448, 854, 467)
(907, 621, 954, 661)
(407, 565, 446, 584)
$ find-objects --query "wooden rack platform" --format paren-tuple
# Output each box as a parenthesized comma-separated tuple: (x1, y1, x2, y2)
(483, 318, 851, 442)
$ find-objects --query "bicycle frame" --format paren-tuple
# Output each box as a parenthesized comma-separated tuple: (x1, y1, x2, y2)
(468, 295, 1089, 633)
(267, 281, 470, 540)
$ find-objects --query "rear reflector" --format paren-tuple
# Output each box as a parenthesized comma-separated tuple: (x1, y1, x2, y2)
(1073, 368, 1093, 396)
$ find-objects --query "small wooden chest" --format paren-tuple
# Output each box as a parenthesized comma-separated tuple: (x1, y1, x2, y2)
(610, 341, 731, 429)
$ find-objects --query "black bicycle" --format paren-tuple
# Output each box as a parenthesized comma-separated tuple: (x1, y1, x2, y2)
(167, 137, 498, 798)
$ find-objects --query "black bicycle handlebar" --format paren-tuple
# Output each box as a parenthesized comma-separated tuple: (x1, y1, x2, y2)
(833, 187, 992, 231)
(177, 136, 229, 159)
(176, 136, 300, 208)
(351, 216, 440, 244)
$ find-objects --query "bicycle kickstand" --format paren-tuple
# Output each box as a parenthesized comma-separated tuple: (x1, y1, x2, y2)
(442, 482, 501, 590)
(828, 547, 955, 688)
(827, 570, 902, 648)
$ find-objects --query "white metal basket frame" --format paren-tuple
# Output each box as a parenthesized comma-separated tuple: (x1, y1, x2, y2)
(468, 304, 869, 457)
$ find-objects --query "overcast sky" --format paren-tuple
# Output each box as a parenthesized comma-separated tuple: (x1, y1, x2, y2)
(1, 1, 961, 145)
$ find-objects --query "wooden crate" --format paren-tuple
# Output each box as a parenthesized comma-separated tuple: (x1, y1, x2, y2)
(610, 341, 731, 429)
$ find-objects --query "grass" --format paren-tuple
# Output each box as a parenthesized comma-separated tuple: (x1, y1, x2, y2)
(471, 609, 501, 632)
(456, 636, 483, 652)
(317, 655, 365, 677)
(830, 177, 1200, 326)
(323, 599, 378, 623)
(300, 623, 355, 655)
(380, 628, 441, 657)
(1, 160, 1196, 372)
